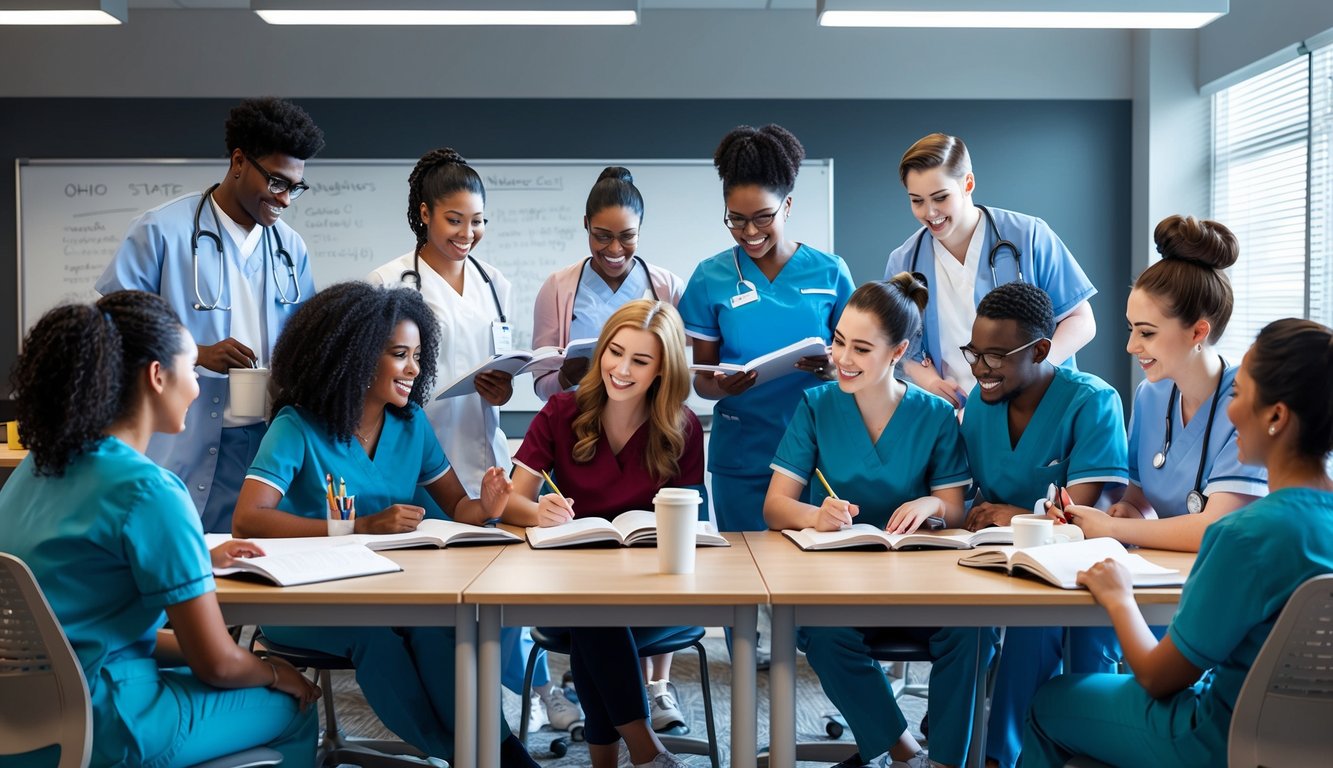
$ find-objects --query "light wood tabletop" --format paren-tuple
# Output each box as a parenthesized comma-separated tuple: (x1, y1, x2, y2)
(0, 446, 26, 469)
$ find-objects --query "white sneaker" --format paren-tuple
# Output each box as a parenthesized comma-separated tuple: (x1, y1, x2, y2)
(526, 692, 548, 730)
(646, 679, 685, 731)
(638, 753, 690, 768)
(886, 750, 933, 768)
(541, 686, 584, 731)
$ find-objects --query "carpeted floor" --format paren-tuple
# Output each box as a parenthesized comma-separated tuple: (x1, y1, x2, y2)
(326, 635, 930, 767)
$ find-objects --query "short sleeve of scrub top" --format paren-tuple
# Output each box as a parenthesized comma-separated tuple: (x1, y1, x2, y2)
(123, 473, 216, 609)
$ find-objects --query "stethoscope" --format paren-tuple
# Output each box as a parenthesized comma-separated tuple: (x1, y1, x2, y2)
(1152, 357, 1227, 514)
(908, 204, 1023, 286)
(401, 252, 507, 323)
(190, 184, 301, 311)
(571, 255, 662, 309)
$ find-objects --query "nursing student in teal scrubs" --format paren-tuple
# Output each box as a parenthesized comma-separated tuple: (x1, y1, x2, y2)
(1021, 318, 1333, 767)
(230, 282, 537, 768)
(0, 291, 318, 768)
(764, 275, 995, 768)
(679, 123, 855, 533)
(1063, 216, 1267, 549)
(956, 282, 1129, 768)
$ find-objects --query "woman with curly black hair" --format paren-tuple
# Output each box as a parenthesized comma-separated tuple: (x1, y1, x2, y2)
(231, 280, 535, 767)
(0, 290, 319, 767)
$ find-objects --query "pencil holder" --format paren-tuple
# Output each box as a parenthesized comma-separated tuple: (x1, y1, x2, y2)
(327, 518, 355, 536)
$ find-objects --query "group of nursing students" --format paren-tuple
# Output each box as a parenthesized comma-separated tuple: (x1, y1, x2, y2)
(1, 95, 1332, 768)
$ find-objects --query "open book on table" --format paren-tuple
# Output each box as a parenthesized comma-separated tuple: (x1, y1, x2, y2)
(206, 540, 401, 587)
(688, 336, 828, 386)
(957, 537, 1185, 590)
(783, 524, 1018, 552)
(525, 509, 730, 549)
(206, 520, 519, 557)
(435, 347, 567, 399)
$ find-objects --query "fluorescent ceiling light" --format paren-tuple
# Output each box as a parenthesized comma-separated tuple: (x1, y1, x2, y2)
(0, 0, 126, 24)
(253, 0, 639, 26)
(817, 0, 1227, 29)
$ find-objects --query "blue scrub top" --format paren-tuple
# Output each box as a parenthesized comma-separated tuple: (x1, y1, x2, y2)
(961, 366, 1129, 507)
(0, 437, 215, 766)
(769, 382, 971, 529)
(247, 404, 450, 520)
(569, 258, 652, 341)
(1127, 365, 1268, 518)
(679, 243, 855, 477)
(884, 206, 1095, 375)
(1167, 487, 1333, 755)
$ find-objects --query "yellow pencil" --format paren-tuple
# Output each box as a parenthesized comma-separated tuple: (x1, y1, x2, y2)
(814, 468, 839, 500)
(540, 469, 564, 499)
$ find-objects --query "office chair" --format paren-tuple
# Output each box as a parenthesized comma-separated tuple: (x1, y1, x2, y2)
(518, 626, 720, 768)
(0, 553, 282, 768)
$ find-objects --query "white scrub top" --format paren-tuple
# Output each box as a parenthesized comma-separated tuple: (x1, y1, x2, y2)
(931, 220, 984, 395)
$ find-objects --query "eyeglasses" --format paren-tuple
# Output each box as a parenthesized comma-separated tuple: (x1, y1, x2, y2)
(245, 154, 310, 200)
(723, 200, 786, 231)
(959, 337, 1046, 369)
(590, 230, 639, 247)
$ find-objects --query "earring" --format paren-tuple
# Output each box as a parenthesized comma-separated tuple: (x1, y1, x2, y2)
(1268, 425, 1278, 436)
(233, 173, 241, 179)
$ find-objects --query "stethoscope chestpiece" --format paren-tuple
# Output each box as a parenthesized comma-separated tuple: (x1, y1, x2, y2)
(1151, 450, 1167, 470)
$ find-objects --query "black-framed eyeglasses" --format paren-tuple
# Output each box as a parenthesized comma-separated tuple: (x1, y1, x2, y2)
(590, 230, 639, 247)
(245, 154, 310, 200)
(723, 200, 786, 231)
(959, 337, 1045, 369)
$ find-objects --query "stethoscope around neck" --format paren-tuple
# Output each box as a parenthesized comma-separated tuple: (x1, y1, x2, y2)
(190, 183, 301, 311)
(572, 254, 661, 307)
(401, 251, 507, 323)
(1152, 356, 1228, 514)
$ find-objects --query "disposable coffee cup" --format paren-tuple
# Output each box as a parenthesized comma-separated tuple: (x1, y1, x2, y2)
(654, 487, 702, 574)
(228, 367, 270, 419)
(327, 518, 355, 536)
(1012, 513, 1084, 548)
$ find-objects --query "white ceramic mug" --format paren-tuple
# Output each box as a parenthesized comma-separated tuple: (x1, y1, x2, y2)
(1011, 513, 1084, 548)
(654, 487, 702, 574)
(228, 367, 270, 419)
(327, 518, 355, 536)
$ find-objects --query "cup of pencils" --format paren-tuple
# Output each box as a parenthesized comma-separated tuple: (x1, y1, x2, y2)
(326, 473, 356, 536)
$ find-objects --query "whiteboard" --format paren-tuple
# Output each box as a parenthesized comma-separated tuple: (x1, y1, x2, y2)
(17, 158, 834, 412)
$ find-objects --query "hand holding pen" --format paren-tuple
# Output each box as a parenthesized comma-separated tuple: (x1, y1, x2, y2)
(813, 468, 858, 531)
(537, 470, 576, 527)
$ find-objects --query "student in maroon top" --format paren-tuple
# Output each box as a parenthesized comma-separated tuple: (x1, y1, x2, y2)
(505, 299, 705, 768)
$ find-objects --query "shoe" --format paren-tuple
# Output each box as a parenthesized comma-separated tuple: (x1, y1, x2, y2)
(756, 647, 772, 671)
(647, 679, 686, 731)
(828, 754, 863, 767)
(639, 753, 690, 768)
(526, 691, 548, 730)
(887, 750, 933, 768)
(541, 685, 584, 731)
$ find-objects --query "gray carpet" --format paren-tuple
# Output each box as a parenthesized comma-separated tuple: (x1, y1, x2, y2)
(327, 636, 930, 767)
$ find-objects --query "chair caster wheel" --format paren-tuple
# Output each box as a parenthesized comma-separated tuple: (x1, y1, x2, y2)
(569, 723, 585, 742)
(824, 715, 844, 739)
(548, 736, 569, 758)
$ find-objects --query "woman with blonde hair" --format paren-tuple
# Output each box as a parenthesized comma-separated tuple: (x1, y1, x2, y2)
(503, 298, 705, 768)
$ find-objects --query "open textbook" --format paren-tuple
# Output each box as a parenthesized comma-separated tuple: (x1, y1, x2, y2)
(562, 337, 598, 361)
(435, 347, 568, 399)
(206, 520, 519, 556)
(783, 524, 1021, 552)
(526, 509, 730, 549)
(957, 537, 1185, 589)
(689, 337, 828, 385)
(208, 542, 401, 587)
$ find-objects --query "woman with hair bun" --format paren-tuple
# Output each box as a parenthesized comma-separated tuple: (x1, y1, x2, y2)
(0, 290, 319, 767)
(763, 275, 993, 768)
(1063, 215, 1267, 551)
(679, 123, 855, 533)
(1023, 317, 1333, 768)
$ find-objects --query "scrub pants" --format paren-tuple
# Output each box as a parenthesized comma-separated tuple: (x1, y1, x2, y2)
(539, 626, 685, 745)
(710, 472, 772, 533)
(1019, 673, 1224, 768)
(799, 626, 997, 766)
(203, 422, 266, 534)
(262, 624, 513, 760)
(503, 626, 549, 694)
(985, 626, 1119, 768)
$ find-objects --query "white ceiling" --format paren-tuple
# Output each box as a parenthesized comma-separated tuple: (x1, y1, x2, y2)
(127, 1, 820, 8)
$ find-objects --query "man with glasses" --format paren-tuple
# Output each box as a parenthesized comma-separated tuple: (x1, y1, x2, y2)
(956, 281, 1129, 768)
(97, 97, 325, 533)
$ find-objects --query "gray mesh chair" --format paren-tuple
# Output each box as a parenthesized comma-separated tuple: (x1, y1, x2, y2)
(0, 552, 282, 768)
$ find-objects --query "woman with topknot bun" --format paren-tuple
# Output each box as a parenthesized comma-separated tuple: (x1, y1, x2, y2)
(678, 124, 855, 533)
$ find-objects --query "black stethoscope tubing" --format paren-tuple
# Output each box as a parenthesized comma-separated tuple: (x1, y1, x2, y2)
(571, 255, 662, 309)
(190, 184, 300, 311)
(401, 251, 507, 323)
(908, 204, 1023, 285)
(1152, 356, 1227, 514)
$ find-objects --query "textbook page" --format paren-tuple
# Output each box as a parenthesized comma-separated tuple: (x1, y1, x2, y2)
(212, 544, 402, 586)
(435, 347, 565, 399)
(958, 537, 1183, 589)
(689, 337, 828, 385)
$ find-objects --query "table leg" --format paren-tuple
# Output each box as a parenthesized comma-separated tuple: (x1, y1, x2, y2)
(768, 604, 796, 768)
(455, 604, 477, 768)
(478, 605, 502, 768)
(732, 605, 759, 768)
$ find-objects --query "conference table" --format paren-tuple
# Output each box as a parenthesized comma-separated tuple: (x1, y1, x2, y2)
(212, 546, 505, 768)
(744, 531, 1196, 768)
(465, 532, 769, 768)
(0, 446, 25, 468)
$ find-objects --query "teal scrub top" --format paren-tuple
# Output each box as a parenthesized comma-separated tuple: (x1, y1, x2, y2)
(1167, 487, 1333, 754)
(246, 404, 450, 520)
(0, 437, 215, 766)
(769, 382, 971, 529)
(678, 243, 855, 477)
(961, 366, 1129, 507)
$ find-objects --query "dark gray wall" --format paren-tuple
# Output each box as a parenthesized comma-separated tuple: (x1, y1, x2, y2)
(1, 98, 1131, 402)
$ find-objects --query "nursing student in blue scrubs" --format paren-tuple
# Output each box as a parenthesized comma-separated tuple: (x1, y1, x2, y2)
(1063, 216, 1267, 550)
(956, 283, 1129, 768)
(0, 291, 319, 768)
(230, 282, 537, 768)
(1021, 318, 1333, 767)
(764, 275, 995, 768)
(680, 123, 855, 532)
(97, 98, 325, 533)
(884, 133, 1096, 408)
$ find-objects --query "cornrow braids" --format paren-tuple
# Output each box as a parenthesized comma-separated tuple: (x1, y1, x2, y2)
(976, 282, 1056, 341)
(713, 124, 806, 198)
(406, 148, 486, 256)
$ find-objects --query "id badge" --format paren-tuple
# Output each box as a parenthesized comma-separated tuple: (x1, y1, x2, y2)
(730, 290, 759, 309)
(491, 321, 514, 354)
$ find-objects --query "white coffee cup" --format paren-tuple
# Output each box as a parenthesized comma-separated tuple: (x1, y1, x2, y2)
(229, 367, 270, 419)
(1011, 513, 1085, 548)
(327, 518, 355, 536)
(654, 487, 703, 574)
